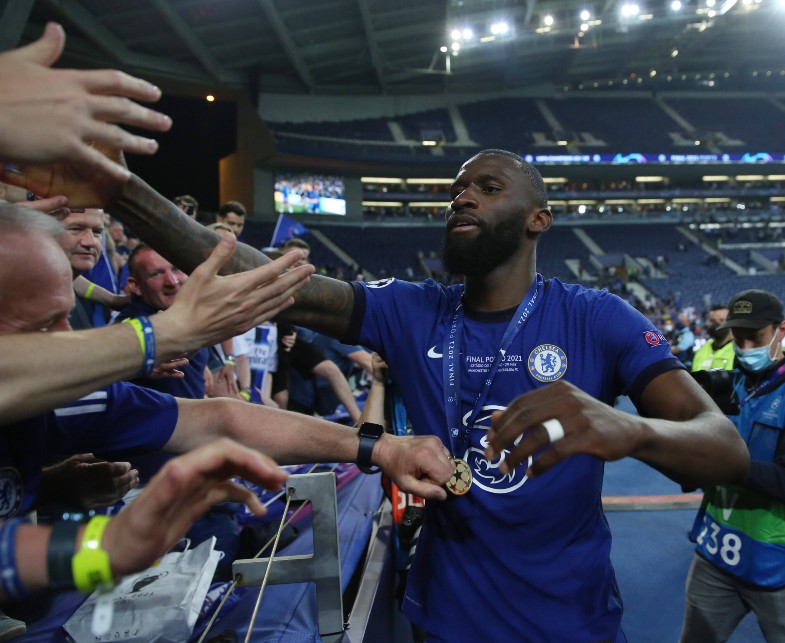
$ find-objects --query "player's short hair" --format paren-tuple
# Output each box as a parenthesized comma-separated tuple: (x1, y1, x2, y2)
(471, 149, 549, 209)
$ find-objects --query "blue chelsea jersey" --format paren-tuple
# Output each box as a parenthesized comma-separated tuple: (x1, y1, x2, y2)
(346, 276, 682, 643)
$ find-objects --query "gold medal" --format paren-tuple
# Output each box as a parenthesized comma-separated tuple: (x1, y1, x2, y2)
(446, 458, 472, 496)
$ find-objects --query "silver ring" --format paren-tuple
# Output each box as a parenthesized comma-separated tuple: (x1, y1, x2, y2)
(542, 418, 565, 444)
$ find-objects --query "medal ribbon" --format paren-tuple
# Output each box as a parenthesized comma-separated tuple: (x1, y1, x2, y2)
(442, 274, 544, 457)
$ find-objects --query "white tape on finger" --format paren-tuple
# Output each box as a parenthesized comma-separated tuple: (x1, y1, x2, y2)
(542, 418, 565, 444)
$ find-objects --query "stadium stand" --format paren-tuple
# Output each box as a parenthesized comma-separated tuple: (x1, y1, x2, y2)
(662, 96, 784, 150)
(459, 98, 552, 150)
(543, 97, 680, 152)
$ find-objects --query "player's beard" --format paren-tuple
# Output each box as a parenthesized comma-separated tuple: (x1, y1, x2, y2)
(442, 217, 524, 277)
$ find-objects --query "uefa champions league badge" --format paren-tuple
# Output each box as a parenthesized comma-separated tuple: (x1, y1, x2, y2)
(643, 330, 666, 346)
(528, 344, 568, 382)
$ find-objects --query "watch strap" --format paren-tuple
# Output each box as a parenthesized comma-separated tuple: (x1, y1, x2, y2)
(47, 520, 80, 590)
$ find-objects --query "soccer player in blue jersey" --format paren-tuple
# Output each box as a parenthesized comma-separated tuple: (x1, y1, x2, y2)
(12, 148, 750, 642)
(325, 150, 748, 642)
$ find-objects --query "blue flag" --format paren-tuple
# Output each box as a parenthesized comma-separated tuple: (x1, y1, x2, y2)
(271, 214, 309, 247)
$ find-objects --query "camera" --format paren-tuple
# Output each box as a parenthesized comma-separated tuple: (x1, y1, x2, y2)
(690, 368, 739, 415)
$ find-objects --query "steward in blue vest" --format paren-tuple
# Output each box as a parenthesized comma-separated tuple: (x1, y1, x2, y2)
(683, 289, 785, 642)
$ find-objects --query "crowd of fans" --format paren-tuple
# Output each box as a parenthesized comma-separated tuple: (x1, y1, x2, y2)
(0, 22, 451, 640)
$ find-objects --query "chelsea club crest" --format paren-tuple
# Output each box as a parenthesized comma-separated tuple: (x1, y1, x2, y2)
(0, 468, 23, 520)
(528, 344, 568, 382)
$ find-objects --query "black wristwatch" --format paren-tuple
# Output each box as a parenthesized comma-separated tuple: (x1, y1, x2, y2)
(357, 422, 384, 473)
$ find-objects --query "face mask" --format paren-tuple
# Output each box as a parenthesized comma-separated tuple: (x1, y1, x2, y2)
(664, 324, 673, 333)
(734, 332, 781, 372)
(706, 324, 729, 342)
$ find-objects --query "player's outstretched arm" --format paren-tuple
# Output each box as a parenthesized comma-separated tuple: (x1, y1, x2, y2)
(110, 174, 356, 338)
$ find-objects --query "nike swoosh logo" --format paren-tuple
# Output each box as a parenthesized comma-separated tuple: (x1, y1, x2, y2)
(427, 346, 443, 358)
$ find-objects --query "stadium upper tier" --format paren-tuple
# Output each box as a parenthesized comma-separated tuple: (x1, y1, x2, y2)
(267, 94, 785, 163)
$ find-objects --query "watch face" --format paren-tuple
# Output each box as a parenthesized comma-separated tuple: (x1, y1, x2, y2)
(360, 422, 384, 438)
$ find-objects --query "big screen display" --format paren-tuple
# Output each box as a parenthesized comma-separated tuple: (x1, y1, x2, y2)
(274, 173, 346, 216)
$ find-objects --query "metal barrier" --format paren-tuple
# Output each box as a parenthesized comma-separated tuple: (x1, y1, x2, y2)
(232, 472, 345, 639)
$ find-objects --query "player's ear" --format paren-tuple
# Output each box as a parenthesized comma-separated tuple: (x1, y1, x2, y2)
(527, 207, 552, 234)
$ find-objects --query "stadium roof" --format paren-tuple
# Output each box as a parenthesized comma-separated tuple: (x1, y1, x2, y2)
(13, 0, 785, 98)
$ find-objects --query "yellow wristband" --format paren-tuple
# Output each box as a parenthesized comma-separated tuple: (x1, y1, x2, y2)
(84, 283, 96, 300)
(122, 316, 156, 376)
(122, 318, 147, 359)
(72, 515, 114, 594)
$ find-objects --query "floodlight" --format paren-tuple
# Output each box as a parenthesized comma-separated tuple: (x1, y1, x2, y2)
(621, 3, 640, 17)
(543, 14, 555, 25)
(580, 9, 591, 20)
(671, 0, 682, 10)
